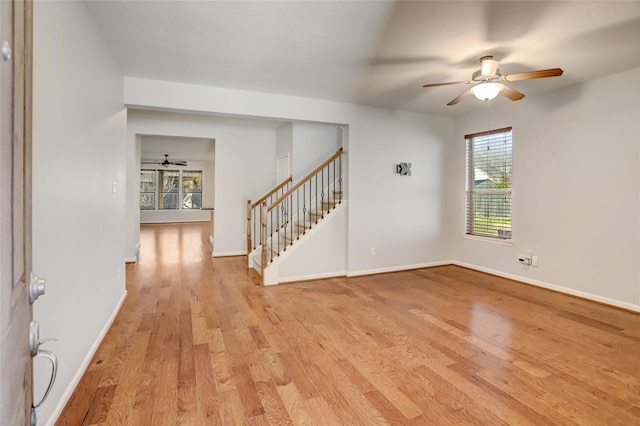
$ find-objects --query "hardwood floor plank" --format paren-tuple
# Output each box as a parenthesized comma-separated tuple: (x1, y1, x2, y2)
(246, 414, 271, 426)
(276, 351, 320, 400)
(232, 364, 265, 418)
(101, 330, 151, 425)
(276, 383, 318, 426)
(55, 369, 103, 426)
(218, 389, 247, 426)
(193, 343, 221, 425)
(176, 381, 201, 426)
(56, 223, 640, 425)
(178, 308, 196, 389)
(211, 347, 236, 394)
(254, 380, 294, 426)
(82, 384, 117, 425)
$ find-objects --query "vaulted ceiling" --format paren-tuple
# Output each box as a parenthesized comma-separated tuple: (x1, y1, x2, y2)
(85, 1, 640, 117)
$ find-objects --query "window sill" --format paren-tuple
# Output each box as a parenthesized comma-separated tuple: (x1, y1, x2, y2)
(463, 234, 513, 246)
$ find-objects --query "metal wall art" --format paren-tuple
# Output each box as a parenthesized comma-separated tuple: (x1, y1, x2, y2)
(396, 162, 412, 176)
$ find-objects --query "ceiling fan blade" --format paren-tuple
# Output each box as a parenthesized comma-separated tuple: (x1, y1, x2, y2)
(172, 161, 188, 166)
(504, 68, 563, 82)
(141, 160, 160, 164)
(422, 80, 470, 88)
(500, 85, 525, 101)
(447, 90, 472, 106)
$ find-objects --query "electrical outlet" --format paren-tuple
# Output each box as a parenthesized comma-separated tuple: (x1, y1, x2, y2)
(518, 251, 532, 265)
(369, 247, 376, 256)
(531, 256, 539, 267)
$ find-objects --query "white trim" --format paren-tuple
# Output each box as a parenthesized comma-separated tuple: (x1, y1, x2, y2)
(278, 271, 347, 284)
(346, 260, 451, 278)
(452, 261, 640, 313)
(140, 219, 210, 224)
(46, 290, 128, 426)
(212, 250, 246, 258)
(463, 234, 513, 246)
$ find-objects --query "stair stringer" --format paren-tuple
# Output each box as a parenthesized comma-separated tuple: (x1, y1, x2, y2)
(262, 201, 347, 285)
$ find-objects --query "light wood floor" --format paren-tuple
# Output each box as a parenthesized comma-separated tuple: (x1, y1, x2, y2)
(57, 222, 640, 425)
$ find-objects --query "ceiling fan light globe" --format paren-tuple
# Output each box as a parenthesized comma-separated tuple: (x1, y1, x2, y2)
(470, 82, 504, 101)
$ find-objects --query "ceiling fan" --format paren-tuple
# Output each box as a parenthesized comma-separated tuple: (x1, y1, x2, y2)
(141, 154, 188, 167)
(422, 56, 563, 106)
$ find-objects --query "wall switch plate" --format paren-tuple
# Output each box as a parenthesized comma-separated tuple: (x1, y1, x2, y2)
(518, 251, 533, 265)
(369, 247, 376, 256)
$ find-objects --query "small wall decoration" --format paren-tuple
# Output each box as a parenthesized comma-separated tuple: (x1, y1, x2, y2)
(396, 162, 412, 176)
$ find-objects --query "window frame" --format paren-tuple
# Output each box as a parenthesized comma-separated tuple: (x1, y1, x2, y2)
(465, 126, 513, 241)
(139, 169, 157, 210)
(139, 169, 203, 211)
(181, 170, 203, 210)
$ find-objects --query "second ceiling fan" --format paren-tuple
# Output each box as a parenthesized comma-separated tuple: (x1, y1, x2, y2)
(141, 154, 188, 167)
(422, 56, 563, 106)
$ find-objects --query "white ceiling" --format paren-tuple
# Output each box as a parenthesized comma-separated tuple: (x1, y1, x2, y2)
(85, 1, 640, 117)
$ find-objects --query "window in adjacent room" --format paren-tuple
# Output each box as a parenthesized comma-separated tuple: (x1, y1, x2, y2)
(139, 169, 203, 211)
(139, 170, 156, 210)
(158, 170, 180, 209)
(182, 171, 202, 209)
(466, 127, 512, 239)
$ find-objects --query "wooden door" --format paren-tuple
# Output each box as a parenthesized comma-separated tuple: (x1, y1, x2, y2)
(0, 0, 33, 424)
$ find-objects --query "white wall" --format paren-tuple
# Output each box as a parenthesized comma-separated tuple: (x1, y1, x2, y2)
(291, 122, 341, 179)
(124, 77, 455, 275)
(32, 2, 127, 424)
(276, 123, 293, 160)
(275, 204, 347, 283)
(448, 68, 640, 309)
(127, 110, 278, 257)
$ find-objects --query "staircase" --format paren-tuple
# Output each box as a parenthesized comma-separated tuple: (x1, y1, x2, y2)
(246, 148, 344, 285)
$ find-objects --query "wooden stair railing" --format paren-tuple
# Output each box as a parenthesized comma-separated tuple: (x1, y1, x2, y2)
(260, 148, 344, 273)
(247, 176, 292, 257)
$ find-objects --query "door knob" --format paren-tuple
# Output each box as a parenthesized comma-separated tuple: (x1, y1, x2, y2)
(29, 321, 57, 356)
(2, 40, 11, 61)
(32, 349, 58, 409)
(29, 321, 59, 425)
(29, 272, 45, 304)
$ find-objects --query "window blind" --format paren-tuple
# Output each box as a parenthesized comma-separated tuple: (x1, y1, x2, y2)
(466, 127, 512, 239)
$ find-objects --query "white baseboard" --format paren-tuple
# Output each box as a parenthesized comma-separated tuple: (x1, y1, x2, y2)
(125, 243, 141, 263)
(346, 260, 451, 278)
(278, 270, 347, 284)
(212, 250, 246, 258)
(46, 290, 128, 426)
(140, 219, 210, 224)
(452, 260, 640, 313)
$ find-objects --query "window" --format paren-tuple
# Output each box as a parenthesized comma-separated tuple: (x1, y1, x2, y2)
(182, 171, 202, 209)
(140, 170, 156, 210)
(158, 170, 180, 209)
(140, 170, 203, 211)
(466, 127, 512, 239)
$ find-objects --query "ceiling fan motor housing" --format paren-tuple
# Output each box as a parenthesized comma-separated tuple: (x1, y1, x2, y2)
(472, 68, 502, 82)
